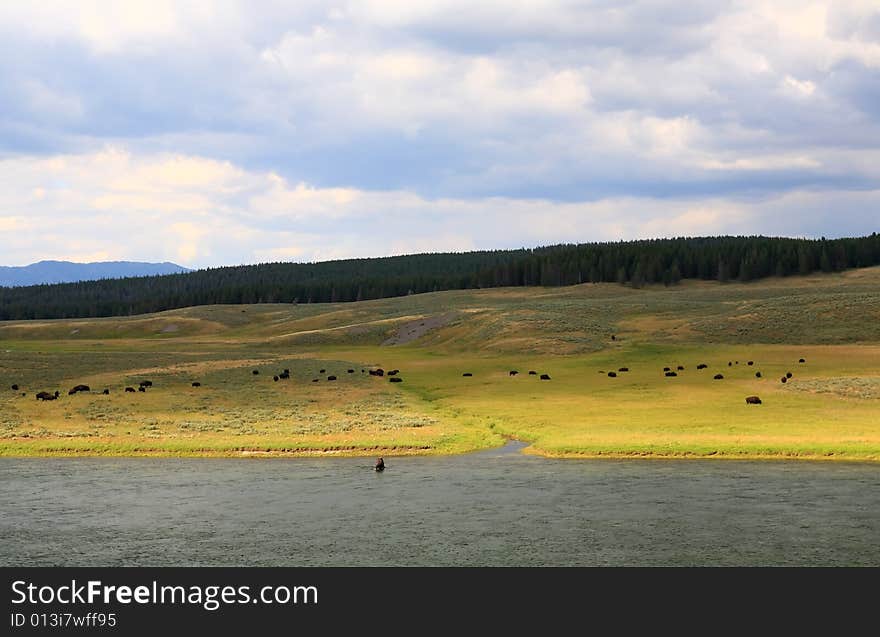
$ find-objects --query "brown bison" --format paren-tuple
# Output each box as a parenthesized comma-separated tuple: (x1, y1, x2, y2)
(139, 380, 153, 387)
(697, 364, 708, 370)
(747, 361, 754, 366)
(273, 376, 279, 382)
(509, 370, 519, 376)
(388, 370, 400, 376)
(390, 377, 403, 383)
(745, 396, 762, 405)
(11, 384, 19, 391)
(279, 371, 290, 379)
(192, 382, 201, 387)
(665, 371, 678, 377)
(608, 371, 617, 378)
(462, 373, 473, 377)
(540, 374, 551, 380)
(611, 334, 616, 341)
(375, 457, 385, 472)
(252, 370, 259, 375)
(755, 372, 762, 378)
(138, 386, 146, 392)
(786, 372, 793, 379)
(799, 358, 806, 363)
(125, 387, 136, 393)
(348, 369, 355, 374)
(663, 367, 671, 372)
(312, 378, 319, 383)
(327, 375, 337, 381)
(714, 374, 724, 380)
(618, 367, 629, 372)
(319, 369, 326, 374)
(68, 384, 90, 395)
(102, 389, 110, 395)
(36, 391, 57, 401)
(528, 371, 537, 375)
(677, 366, 684, 371)
(781, 377, 787, 384)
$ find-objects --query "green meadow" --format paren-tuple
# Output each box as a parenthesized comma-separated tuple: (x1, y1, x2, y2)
(1, 266, 879, 460)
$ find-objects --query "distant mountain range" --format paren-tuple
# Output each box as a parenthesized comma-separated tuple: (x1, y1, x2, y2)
(0, 260, 191, 287)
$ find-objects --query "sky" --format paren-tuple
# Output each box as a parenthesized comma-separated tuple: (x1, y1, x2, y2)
(1, 1, 878, 268)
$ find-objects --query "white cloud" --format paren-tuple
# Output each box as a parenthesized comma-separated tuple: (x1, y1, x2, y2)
(1, 1, 879, 267)
(1, 148, 878, 267)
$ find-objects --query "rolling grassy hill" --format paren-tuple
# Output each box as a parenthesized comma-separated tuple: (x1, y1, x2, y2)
(1, 267, 879, 459)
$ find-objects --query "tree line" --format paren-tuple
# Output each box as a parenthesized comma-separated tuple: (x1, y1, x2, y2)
(1, 234, 878, 320)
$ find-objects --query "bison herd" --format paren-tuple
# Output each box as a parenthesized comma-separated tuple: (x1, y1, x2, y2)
(12, 354, 810, 410)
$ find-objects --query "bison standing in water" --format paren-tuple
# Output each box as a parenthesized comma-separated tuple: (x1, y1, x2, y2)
(745, 396, 762, 405)
(375, 457, 385, 472)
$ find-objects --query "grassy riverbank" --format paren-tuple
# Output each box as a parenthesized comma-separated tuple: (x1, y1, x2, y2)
(2, 267, 879, 460)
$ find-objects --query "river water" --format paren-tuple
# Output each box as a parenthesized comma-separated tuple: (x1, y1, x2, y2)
(2, 442, 878, 566)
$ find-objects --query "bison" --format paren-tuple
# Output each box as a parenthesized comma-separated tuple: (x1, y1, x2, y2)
(388, 370, 400, 376)
(327, 375, 337, 381)
(192, 382, 201, 387)
(611, 334, 616, 341)
(68, 384, 90, 395)
(781, 377, 787, 384)
(463, 373, 473, 377)
(390, 377, 403, 383)
(799, 358, 806, 363)
(252, 370, 260, 375)
(663, 367, 671, 372)
(348, 369, 355, 374)
(608, 371, 617, 378)
(728, 361, 732, 367)
(677, 366, 684, 371)
(745, 396, 762, 405)
(319, 369, 326, 374)
(714, 374, 724, 380)
(747, 361, 754, 366)
(36, 391, 56, 401)
(125, 387, 136, 393)
(11, 384, 19, 391)
(665, 371, 678, 377)
(509, 370, 519, 376)
(139, 380, 153, 387)
(786, 372, 793, 379)
(375, 457, 385, 472)
(540, 374, 551, 380)
(696, 364, 708, 370)
(279, 371, 290, 379)
(618, 367, 629, 372)
(273, 376, 279, 382)
(528, 371, 537, 375)
(138, 386, 146, 392)
(755, 372, 762, 378)
(102, 389, 110, 395)
(312, 378, 319, 383)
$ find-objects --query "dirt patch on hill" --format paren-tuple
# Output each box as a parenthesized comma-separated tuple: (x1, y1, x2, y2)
(382, 312, 458, 346)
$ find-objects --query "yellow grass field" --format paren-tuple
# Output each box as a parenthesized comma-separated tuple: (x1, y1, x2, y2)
(2, 267, 879, 460)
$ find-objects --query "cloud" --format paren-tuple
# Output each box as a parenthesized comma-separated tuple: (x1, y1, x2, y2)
(0, 2, 879, 266)
(1, 148, 878, 268)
